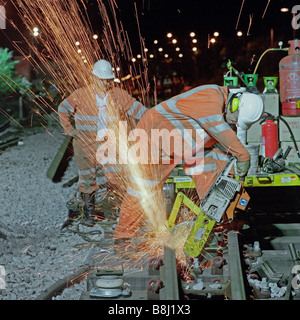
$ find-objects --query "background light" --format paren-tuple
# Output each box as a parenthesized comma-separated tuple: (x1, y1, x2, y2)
(33, 27, 39, 37)
(190, 32, 195, 37)
(237, 31, 243, 37)
(281, 8, 289, 12)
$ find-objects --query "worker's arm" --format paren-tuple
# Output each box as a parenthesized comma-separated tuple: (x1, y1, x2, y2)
(112, 87, 148, 122)
(199, 115, 250, 162)
(57, 97, 75, 136)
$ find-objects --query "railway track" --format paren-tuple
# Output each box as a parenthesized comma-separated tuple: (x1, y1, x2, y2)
(35, 225, 300, 301)
(34, 184, 300, 301)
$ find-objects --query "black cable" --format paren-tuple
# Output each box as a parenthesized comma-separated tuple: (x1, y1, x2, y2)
(261, 112, 300, 159)
(278, 115, 300, 159)
(35, 266, 90, 300)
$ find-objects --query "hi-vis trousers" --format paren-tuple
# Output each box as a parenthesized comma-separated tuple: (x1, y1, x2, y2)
(73, 138, 100, 195)
(73, 137, 124, 195)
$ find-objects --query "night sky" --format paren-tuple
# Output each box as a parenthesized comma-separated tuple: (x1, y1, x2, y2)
(87, 0, 300, 45)
(2, 1, 299, 52)
(1, 0, 299, 86)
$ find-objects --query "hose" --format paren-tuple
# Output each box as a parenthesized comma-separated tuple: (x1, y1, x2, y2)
(35, 266, 90, 300)
(253, 48, 274, 75)
(278, 115, 300, 159)
(253, 46, 288, 75)
(262, 112, 300, 159)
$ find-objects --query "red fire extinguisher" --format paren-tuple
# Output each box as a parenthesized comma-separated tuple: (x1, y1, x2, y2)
(261, 115, 278, 158)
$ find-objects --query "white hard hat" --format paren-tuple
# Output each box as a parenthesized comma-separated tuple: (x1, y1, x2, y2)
(228, 87, 246, 94)
(92, 59, 115, 79)
(237, 92, 264, 130)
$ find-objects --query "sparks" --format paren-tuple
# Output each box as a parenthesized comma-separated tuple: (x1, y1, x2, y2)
(262, 0, 271, 19)
(247, 13, 253, 36)
(236, 0, 245, 30)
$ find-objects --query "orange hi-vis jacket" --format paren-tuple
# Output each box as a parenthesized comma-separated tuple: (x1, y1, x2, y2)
(58, 84, 147, 194)
(143, 84, 250, 163)
(114, 84, 251, 240)
(58, 85, 147, 139)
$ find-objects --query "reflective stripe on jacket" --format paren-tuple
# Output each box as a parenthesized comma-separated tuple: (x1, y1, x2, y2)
(136, 84, 250, 162)
(58, 85, 147, 137)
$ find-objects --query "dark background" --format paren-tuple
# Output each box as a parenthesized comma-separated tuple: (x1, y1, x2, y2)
(83, 0, 300, 87)
(1, 0, 300, 94)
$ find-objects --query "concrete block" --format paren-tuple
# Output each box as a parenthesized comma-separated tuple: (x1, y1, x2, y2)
(247, 121, 262, 143)
(279, 116, 300, 142)
(261, 93, 280, 116)
(247, 142, 263, 156)
(247, 94, 279, 143)
(270, 236, 300, 251)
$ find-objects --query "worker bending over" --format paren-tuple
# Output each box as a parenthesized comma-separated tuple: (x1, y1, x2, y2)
(113, 85, 263, 248)
(58, 59, 147, 226)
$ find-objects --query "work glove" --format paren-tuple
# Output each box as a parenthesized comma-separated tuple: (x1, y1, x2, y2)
(68, 130, 77, 139)
(236, 160, 250, 177)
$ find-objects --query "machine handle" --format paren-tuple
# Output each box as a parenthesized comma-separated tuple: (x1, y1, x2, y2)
(283, 146, 293, 160)
(239, 176, 245, 182)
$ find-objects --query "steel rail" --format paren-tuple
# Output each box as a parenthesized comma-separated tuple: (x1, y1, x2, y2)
(227, 230, 247, 300)
(159, 246, 180, 300)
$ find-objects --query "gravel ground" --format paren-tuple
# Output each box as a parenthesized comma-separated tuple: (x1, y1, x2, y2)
(0, 124, 107, 300)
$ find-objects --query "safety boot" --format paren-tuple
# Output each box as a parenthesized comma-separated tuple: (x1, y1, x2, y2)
(82, 192, 105, 226)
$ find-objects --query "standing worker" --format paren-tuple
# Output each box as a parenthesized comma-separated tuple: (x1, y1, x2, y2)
(113, 85, 263, 251)
(58, 59, 147, 226)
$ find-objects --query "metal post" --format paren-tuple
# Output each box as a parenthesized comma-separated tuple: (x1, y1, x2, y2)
(18, 96, 23, 121)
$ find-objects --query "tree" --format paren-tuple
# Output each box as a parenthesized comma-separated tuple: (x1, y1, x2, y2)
(0, 47, 31, 97)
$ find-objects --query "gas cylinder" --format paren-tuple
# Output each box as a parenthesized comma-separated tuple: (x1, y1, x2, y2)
(279, 39, 300, 116)
(262, 118, 278, 158)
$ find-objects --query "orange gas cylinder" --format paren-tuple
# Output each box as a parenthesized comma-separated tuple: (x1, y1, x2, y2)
(279, 39, 300, 117)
